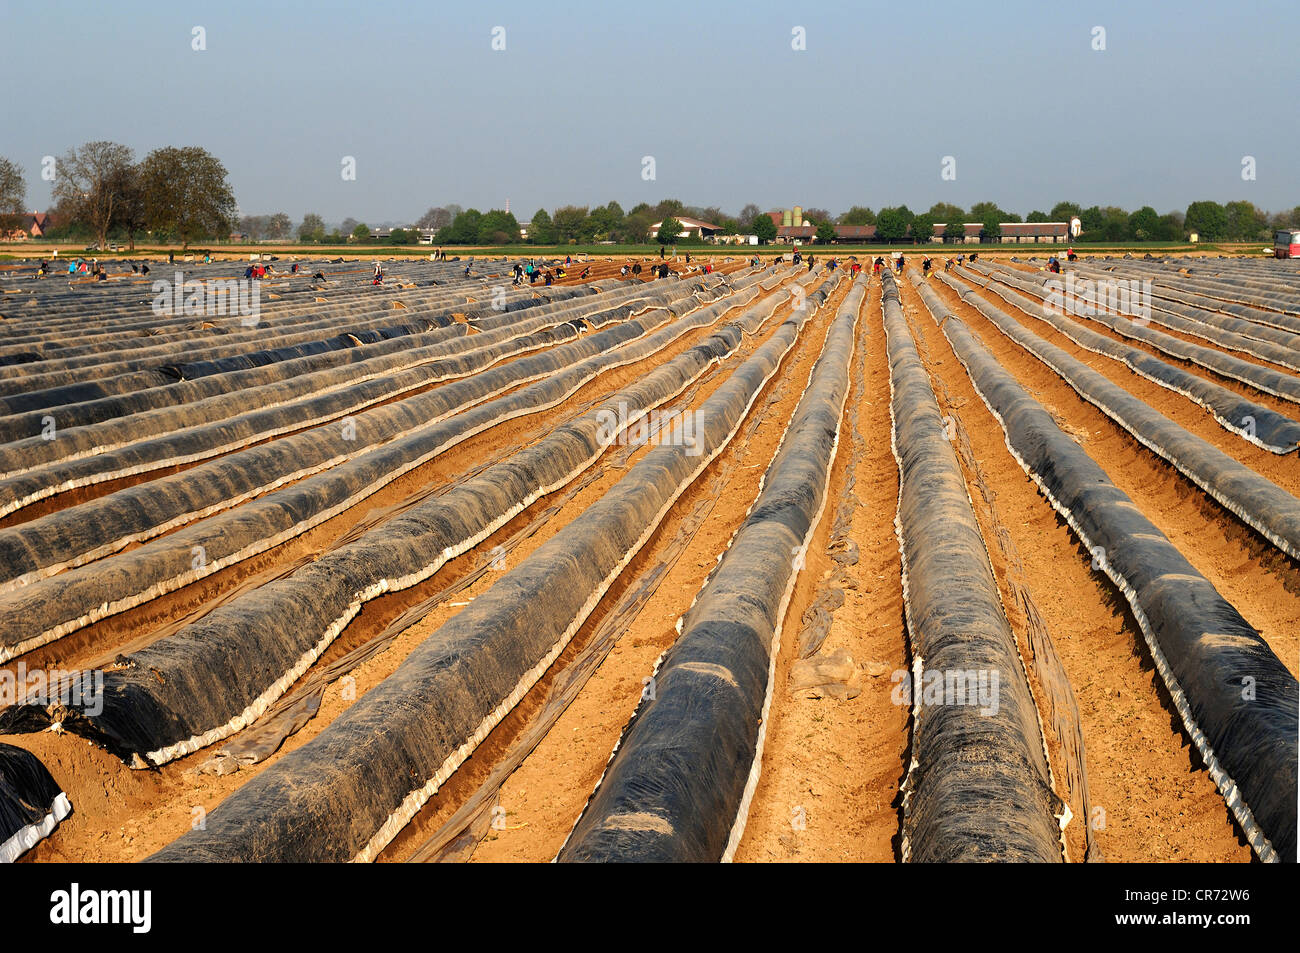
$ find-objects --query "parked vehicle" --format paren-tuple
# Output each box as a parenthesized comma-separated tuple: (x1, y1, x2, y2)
(1274, 228, 1300, 258)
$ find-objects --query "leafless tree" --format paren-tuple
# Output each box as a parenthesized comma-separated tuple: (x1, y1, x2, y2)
(52, 140, 135, 248)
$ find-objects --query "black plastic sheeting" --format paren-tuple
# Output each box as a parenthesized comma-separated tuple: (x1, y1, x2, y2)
(882, 271, 1065, 863)
(975, 261, 1300, 387)
(964, 265, 1300, 406)
(0, 743, 71, 863)
(142, 275, 821, 862)
(557, 277, 863, 862)
(0, 283, 723, 589)
(0, 285, 722, 521)
(0, 281, 622, 442)
(0, 274, 600, 394)
(962, 266, 1300, 454)
(0, 280, 750, 661)
(0, 283, 772, 763)
(1055, 262, 1300, 350)
(0, 276, 780, 759)
(938, 271, 1300, 561)
(912, 274, 1298, 862)
(0, 280, 633, 449)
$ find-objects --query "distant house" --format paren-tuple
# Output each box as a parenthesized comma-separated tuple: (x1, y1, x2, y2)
(26, 212, 52, 238)
(2, 211, 53, 241)
(649, 217, 722, 241)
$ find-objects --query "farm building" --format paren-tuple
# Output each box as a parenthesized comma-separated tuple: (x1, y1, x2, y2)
(831, 224, 876, 243)
(928, 224, 983, 244)
(998, 222, 1071, 244)
(649, 217, 722, 241)
(925, 222, 1070, 244)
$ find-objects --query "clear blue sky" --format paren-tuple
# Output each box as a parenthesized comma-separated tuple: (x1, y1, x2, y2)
(2, 0, 1296, 223)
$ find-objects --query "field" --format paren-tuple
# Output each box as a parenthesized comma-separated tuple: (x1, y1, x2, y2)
(0, 251, 1295, 864)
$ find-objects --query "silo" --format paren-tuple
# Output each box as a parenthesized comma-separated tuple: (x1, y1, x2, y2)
(782, 209, 793, 227)
(793, 206, 803, 228)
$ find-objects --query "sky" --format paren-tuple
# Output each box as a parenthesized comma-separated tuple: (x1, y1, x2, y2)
(2, 0, 1297, 224)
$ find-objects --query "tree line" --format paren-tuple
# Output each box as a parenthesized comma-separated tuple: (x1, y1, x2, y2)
(419, 198, 1300, 246)
(2, 147, 1295, 248)
(0, 143, 236, 249)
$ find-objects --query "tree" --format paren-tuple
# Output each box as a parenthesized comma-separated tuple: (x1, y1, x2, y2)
(477, 209, 520, 244)
(1128, 205, 1161, 242)
(52, 140, 135, 248)
(738, 203, 762, 225)
(619, 209, 653, 243)
(656, 217, 683, 244)
(0, 156, 25, 235)
(968, 201, 1007, 225)
(417, 206, 452, 231)
(528, 209, 555, 244)
(1224, 200, 1266, 242)
(552, 205, 589, 243)
(805, 208, 832, 225)
(839, 206, 876, 226)
(1184, 201, 1227, 241)
(298, 213, 326, 242)
(927, 202, 964, 223)
(339, 217, 360, 237)
(1026, 210, 1050, 223)
(1160, 211, 1184, 241)
(351, 222, 371, 243)
(943, 221, 967, 243)
(1098, 206, 1131, 241)
(1269, 207, 1300, 230)
(109, 162, 147, 250)
(1077, 205, 1106, 239)
(751, 211, 777, 243)
(1050, 201, 1082, 221)
(653, 198, 684, 218)
(438, 208, 483, 244)
(910, 214, 935, 244)
(816, 221, 837, 244)
(588, 201, 624, 240)
(876, 206, 914, 243)
(239, 215, 266, 241)
(138, 146, 236, 249)
(267, 212, 292, 240)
